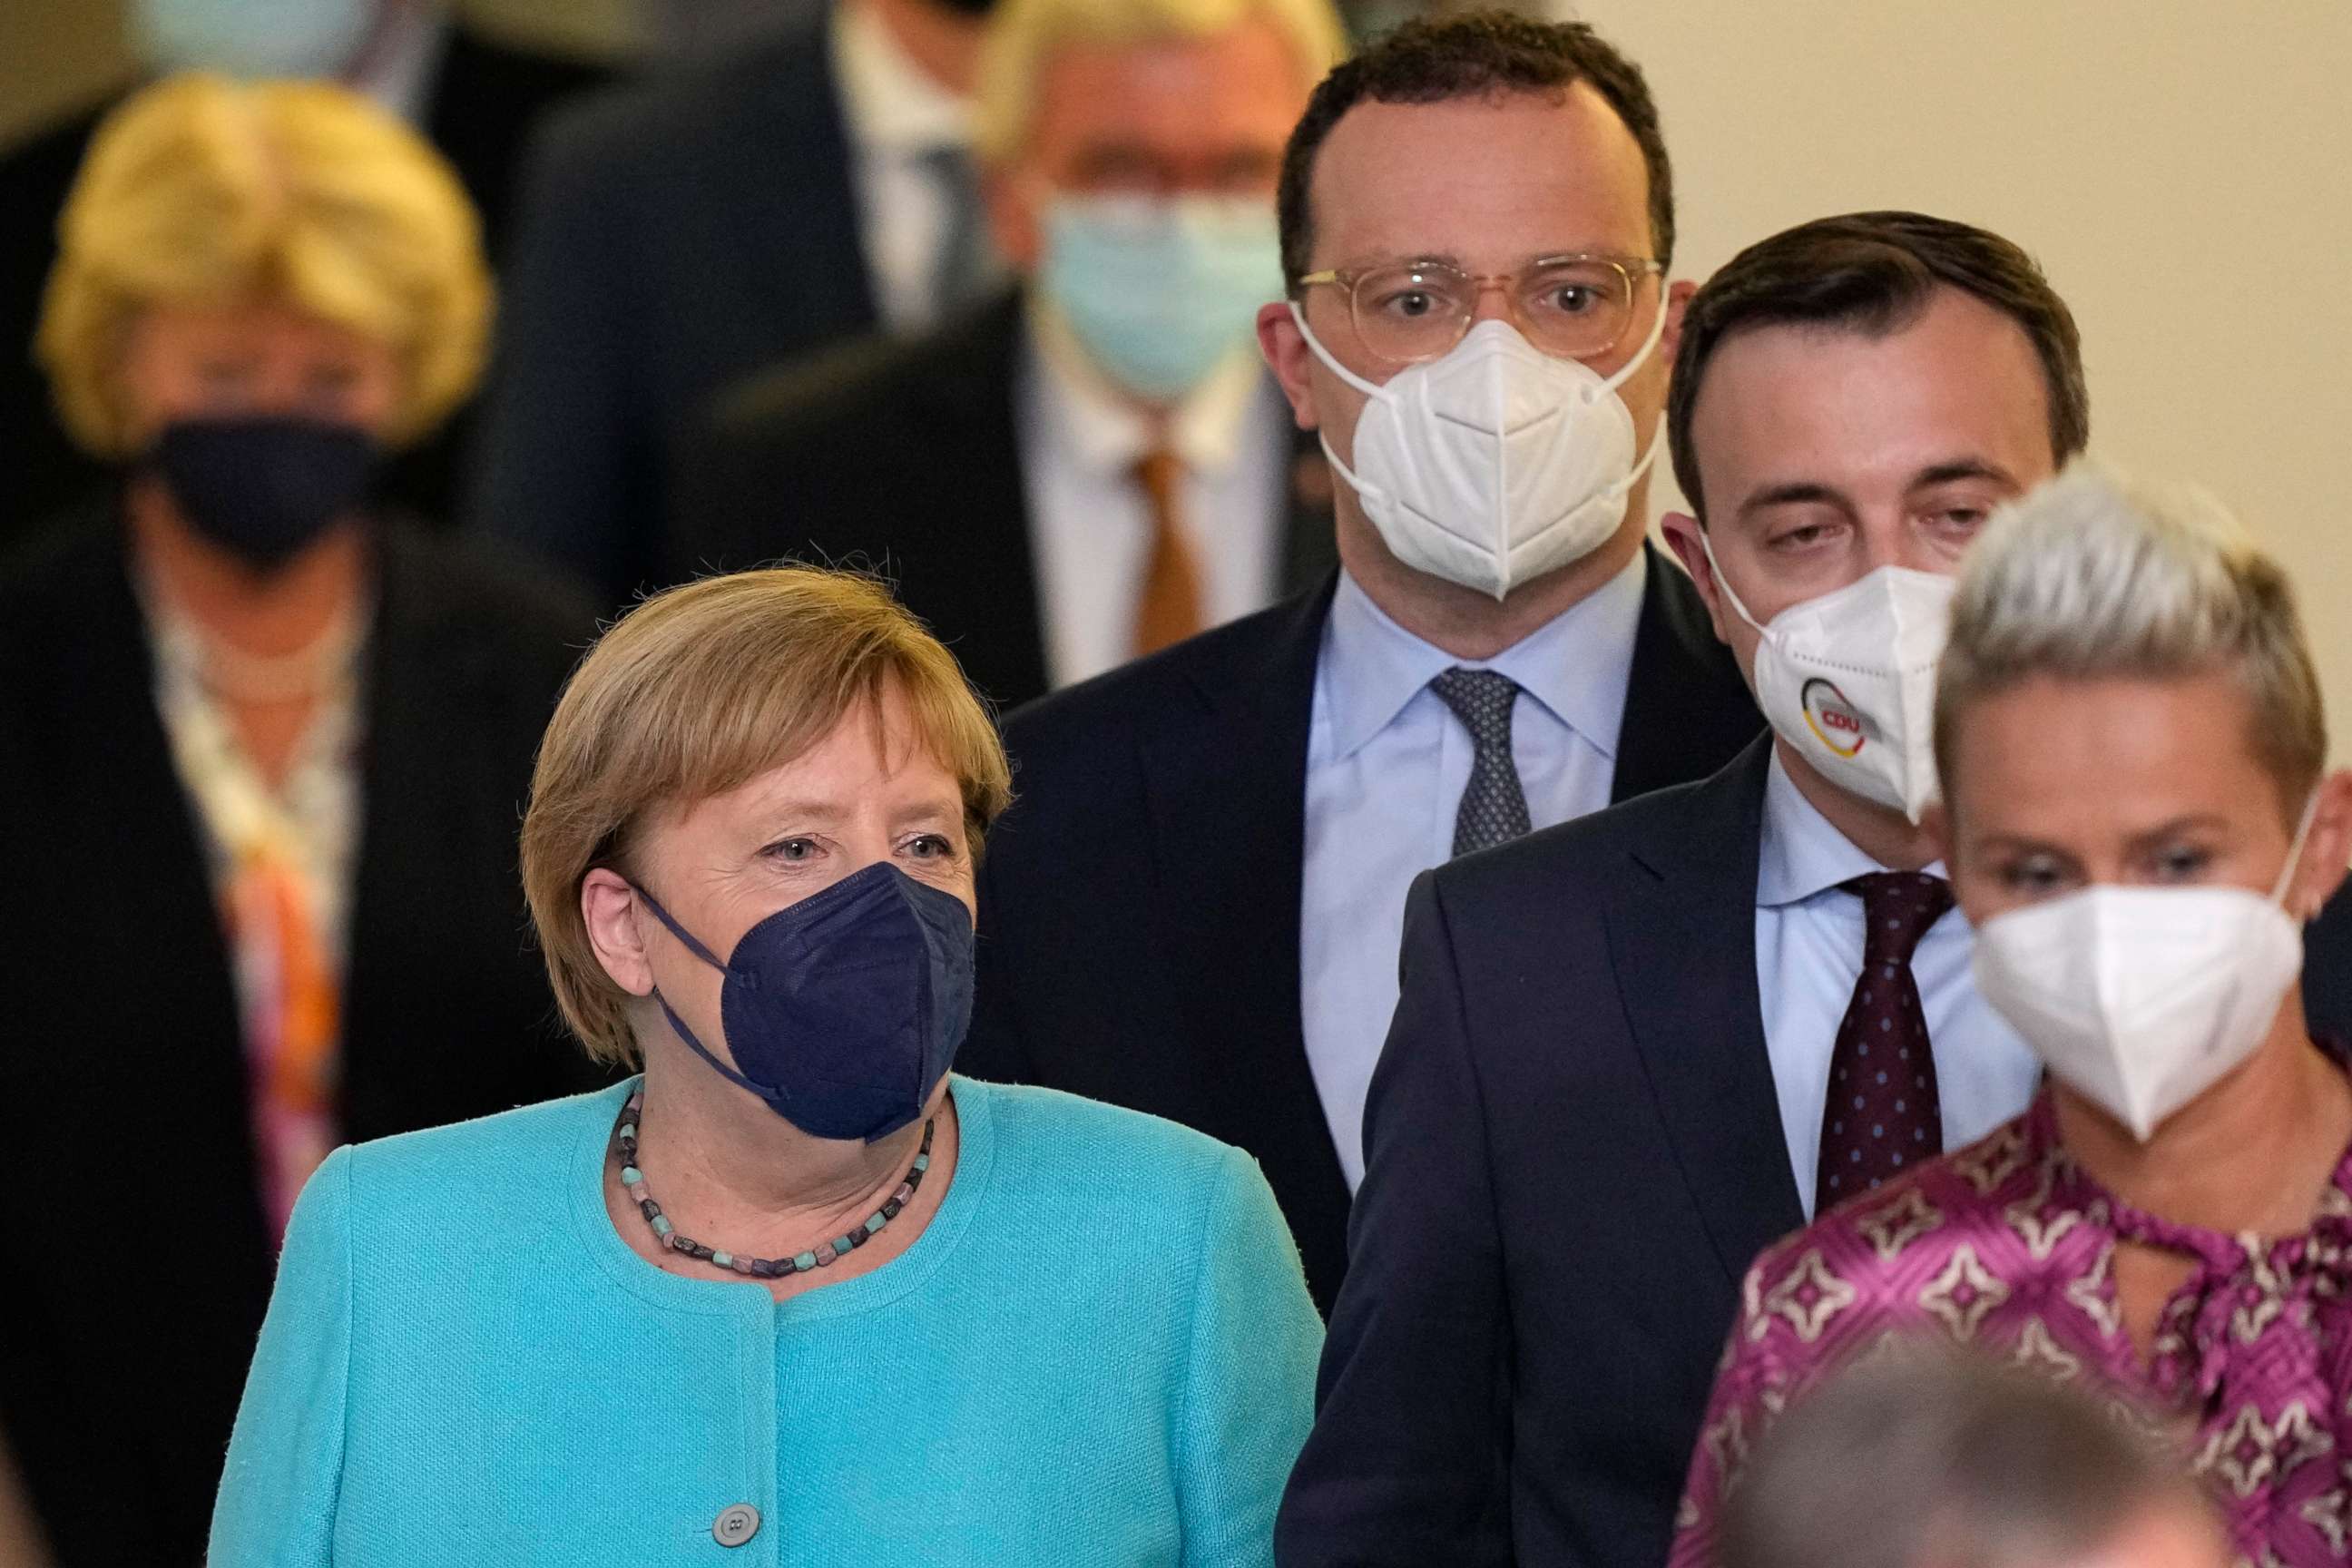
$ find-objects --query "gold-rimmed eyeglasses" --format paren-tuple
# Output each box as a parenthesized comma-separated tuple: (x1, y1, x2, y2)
(1295, 254, 1664, 366)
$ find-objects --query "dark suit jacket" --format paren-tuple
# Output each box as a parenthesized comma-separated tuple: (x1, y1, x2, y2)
(667, 289, 1341, 713)
(0, 29, 615, 554)
(0, 513, 605, 1568)
(1279, 734, 2352, 1568)
(467, 9, 876, 606)
(959, 549, 1763, 1315)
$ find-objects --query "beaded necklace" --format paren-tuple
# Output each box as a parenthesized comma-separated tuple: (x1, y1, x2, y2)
(611, 1089, 935, 1279)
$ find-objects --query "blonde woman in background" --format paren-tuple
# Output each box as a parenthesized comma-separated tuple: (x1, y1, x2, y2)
(211, 566, 1322, 1565)
(0, 74, 597, 1566)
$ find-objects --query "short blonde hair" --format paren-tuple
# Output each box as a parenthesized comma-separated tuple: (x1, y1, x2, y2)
(973, 0, 1348, 164)
(36, 73, 491, 456)
(521, 568, 1014, 1068)
(1936, 464, 2328, 821)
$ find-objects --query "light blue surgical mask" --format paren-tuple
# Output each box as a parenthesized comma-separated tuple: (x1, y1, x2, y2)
(131, 0, 382, 78)
(1039, 193, 1283, 403)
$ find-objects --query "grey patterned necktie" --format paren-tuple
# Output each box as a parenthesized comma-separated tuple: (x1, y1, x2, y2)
(1431, 668, 1534, 858)
(916, 144, 994, 314)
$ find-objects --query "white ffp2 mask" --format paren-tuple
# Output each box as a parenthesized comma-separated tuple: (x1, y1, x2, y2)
(1971, 798, 2320, 1141)
(1290, 305, 1667, 601)
(1700, 531, 1955, 822)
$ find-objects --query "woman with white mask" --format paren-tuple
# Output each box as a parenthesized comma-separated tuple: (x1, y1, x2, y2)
(1671, 465, 2352, 1568)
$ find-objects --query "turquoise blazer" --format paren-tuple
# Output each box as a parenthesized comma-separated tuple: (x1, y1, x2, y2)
(211, 1077, 1324, 1564)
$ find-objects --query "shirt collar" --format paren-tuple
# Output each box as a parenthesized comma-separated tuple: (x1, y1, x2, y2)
(1756, 747, 1949, 906)
(830, 0, 972, 154)
(1318, 547, 1648, 764)
(1023, 298, 1268, 474)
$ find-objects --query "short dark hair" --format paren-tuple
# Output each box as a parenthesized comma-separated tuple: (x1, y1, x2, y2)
(1667, 211, 2089, 519)
(1275, 11, 1674, 288)
(1722, 1349, 2206, 1568)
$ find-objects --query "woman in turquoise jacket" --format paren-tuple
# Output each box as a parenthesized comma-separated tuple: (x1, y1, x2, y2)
(210, 565, 1324, 1565)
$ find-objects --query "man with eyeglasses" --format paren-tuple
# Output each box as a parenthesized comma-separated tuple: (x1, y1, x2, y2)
(955, 12, 1759, 1318)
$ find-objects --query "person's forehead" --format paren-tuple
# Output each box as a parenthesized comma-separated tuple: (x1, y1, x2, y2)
(1951, 671, 2272, 820)
(1690, 290, 2053, 497)
(1308, 86, 1653, 268)
(1029, 20, 1308, 132)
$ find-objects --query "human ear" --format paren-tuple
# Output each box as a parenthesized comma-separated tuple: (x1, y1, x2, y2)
(582, 868, 657, 997)
(2288, 769, 2352, 921)
(1258, 299, 1319, 430)
(1660, 511, 1732, 646)
(981, 163, 1043, 274)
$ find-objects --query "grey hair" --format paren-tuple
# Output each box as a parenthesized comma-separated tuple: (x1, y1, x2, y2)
(1720, 1348, 2209, 1568)
(1935, 462, 2327, 821)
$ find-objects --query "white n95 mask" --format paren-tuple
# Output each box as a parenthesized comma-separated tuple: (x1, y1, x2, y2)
(1700, 530, 1955, 822)
(1289, 303, 1667, 601)
(1970, 798, 2319, 1141)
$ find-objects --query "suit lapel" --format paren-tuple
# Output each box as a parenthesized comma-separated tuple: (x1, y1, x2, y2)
(1138, 582, 1353, 1290)
(1612, 544, 1762, 803)
(32, 524, 264, 1253)
(1606, 735, 1807, 1282)
(905, 292, 1048, 708)
(730, 11, 877, 343)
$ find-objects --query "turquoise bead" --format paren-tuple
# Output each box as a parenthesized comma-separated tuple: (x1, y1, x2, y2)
(793, 1251, 818, 1271)
(651, 1215, 673, 1238)
(912, 1153, 930, 1172)
(711, 1251, 732, 1269)
(834, 1236, 856, 1256)
(620, 1166, 642, 1185)
(864, 1212, 887, 1235)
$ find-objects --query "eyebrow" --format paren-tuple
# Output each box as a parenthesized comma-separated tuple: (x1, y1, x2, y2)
(1732, 458, 2025, 523)
(1909, 459, 2021, 491)
(1734, 481, 1849, 521)
(1970, 815, 2236, 856)
(1338, 248, 1626, 273)
(755, 798, 849, 825)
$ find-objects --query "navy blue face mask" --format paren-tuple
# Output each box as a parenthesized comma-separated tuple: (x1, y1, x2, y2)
(633, 861, 975, 1142)
(152, 416, 378, 570)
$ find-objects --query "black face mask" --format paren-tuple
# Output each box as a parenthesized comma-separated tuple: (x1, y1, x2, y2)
(152, 416, 379, 570)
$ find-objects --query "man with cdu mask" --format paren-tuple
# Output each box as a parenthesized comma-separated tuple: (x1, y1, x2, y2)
(953, 12, 1763, 1319)
(667, 0, 1348, 710)
(1279, 211, 2330, 1568)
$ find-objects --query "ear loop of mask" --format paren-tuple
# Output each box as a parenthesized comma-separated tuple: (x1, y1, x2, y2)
(1287, 286, 1672, 506)
(2273, 789, 2326, 913)
(630, 882, 783, 1104)
(1695, 520, 1775, 639)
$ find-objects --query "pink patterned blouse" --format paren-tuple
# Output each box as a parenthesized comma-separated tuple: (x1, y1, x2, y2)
(1671, 1091, 2352, 1568)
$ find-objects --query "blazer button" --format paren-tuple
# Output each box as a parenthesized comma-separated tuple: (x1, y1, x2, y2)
(713, 1504, 760, 1547)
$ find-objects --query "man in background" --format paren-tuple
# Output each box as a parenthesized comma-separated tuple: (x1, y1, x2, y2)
(667, 0, 1348, 709)
(467, 0, 1007, 605)
(956, 13, 1760, 1312)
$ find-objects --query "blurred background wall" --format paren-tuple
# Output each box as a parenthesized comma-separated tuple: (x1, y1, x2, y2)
(1577, 0, 2351, 759)
(4, 0, 2344, 749)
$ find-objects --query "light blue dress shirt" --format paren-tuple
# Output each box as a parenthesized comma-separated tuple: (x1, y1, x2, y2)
(1755, 750, 2043, 1218)
(1301, 552, 1647, 1188)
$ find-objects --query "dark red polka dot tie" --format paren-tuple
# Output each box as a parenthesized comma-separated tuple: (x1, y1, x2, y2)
(1816, 870, 1955, 1210)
